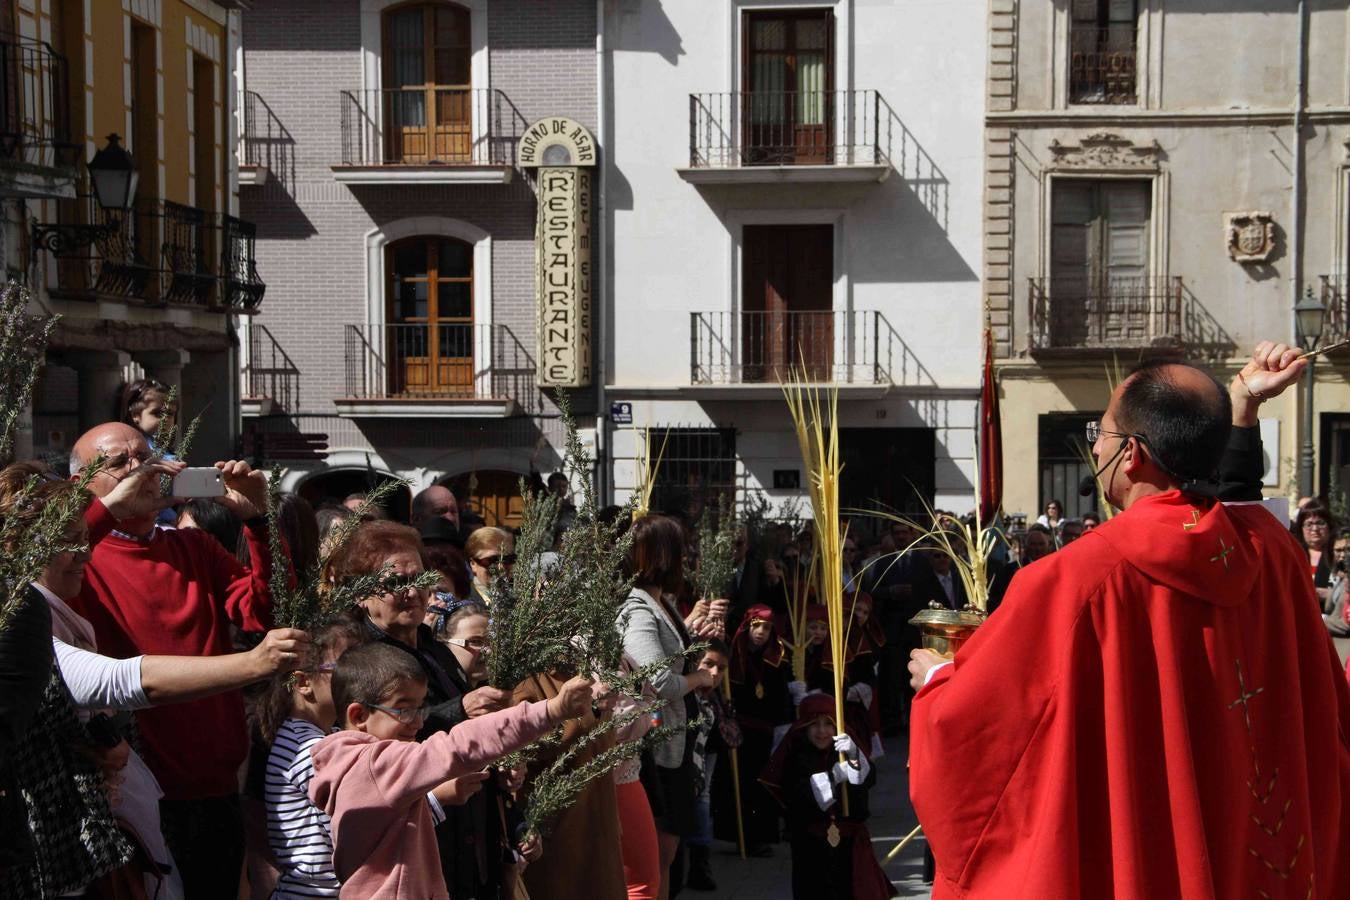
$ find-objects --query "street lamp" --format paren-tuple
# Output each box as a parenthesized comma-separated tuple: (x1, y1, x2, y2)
(32, 133, 139, 255)
(1294, 287, 1327, 498)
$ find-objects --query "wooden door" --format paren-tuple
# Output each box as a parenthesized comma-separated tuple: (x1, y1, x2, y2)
(387, 236, 474, 396)
(383, 3, 471, 164)
(743, 9, 833, 165)
(742, 225, 833, 382)
(446, 471, 526, 529)
(1050, 180, 1150, 345)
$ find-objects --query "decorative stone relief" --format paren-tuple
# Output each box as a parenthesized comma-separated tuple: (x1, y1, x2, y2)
(1047, 132, 1162, 169)
(1225, 211, 1276, 264)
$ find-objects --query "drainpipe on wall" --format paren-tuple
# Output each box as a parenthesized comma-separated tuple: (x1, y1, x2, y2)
(594, 0, 611, 504)
(1293, 0, 1312, 496)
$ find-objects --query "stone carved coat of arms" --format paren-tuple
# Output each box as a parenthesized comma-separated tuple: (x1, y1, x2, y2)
(1226, 212, 1276, 263)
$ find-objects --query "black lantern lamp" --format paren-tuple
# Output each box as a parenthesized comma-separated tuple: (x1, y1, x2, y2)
(87, 133, 138, 215)
(32, 133, 138, 255)
(1294, 287, 1327, 353)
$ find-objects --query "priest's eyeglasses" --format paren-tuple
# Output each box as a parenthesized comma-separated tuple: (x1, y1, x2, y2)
(1085, 421, 1150, 447)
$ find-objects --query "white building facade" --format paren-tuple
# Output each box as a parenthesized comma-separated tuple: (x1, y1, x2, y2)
(601, 0, 987, 522)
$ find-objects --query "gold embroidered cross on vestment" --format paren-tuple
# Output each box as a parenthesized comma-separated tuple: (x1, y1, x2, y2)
(1211, 538, 1234, 570)
(1183, 510, 1202, 531)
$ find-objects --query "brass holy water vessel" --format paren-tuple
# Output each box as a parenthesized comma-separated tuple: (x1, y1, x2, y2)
(909, 602, 986, 657)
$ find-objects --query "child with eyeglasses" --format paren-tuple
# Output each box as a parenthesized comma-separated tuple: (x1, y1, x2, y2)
(308, 641, 593, 899)
(259, 616, 367, 898)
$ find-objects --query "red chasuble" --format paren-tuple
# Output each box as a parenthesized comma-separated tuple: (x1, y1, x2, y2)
(910, 491, 1350, 899)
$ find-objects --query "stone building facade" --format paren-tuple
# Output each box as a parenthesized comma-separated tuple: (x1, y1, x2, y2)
(988, 1, 1350, 520)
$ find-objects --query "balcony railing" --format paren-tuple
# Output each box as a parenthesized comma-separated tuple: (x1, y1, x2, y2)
(244, 323, 301, 412)
(241, 90, 293, 181)
(338, 88, 526, 167)
(1320, 276, 1350, 343)
(1028, 276, 1183, 352)
(1069, 27, 1138, 105)
(691, 310, 928, 385)
(689, 90, 894, 169)
(49, 194, 265, 312)
(344, 323, 537, 408)
(0, 33, 76, 169)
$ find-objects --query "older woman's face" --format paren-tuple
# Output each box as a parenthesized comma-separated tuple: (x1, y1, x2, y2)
(1302, 515, 1330, 550)
(41, 518, 92, 601)
(469, 535, 515, 586)
(363, 550, 430, 638)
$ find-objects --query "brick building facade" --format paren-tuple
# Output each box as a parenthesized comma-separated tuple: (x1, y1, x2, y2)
(239, 0, 599, 522)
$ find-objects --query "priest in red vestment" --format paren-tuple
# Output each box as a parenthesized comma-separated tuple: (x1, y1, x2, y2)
(908, 356, 1350, 898)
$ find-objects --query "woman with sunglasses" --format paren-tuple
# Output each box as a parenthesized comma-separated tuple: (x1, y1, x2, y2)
(464, 526, 517, 605)
(330, 521, 514, 899)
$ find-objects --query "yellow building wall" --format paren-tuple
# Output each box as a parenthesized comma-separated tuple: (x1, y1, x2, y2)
(998, 366, 1306, 521)
(18, 0, 226, 212)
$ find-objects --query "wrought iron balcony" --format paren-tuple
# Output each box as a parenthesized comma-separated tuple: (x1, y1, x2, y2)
(0, 33, 77, 182)
(1320, 276, 1350, 346)
(1069, 27, 1138, 105)
(48, 194, 265, 312)
(341, 322, 538, 416)
(690, 310, 928, 386)
(686, 90, 894, 180)
(1028, 276, 1184, 354)
(336, 87, 527, 179)
(240, 90, 293, 187)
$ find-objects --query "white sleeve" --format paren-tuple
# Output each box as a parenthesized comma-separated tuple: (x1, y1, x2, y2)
(923, 660, 953, 687)
(427, 791, 447, 825)
(53, 637, 150, 710)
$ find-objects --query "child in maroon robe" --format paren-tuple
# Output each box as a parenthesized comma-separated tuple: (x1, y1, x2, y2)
(760, 693, 895, 900)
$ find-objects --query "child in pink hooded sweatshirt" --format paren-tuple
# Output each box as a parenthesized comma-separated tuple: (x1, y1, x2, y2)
(309, 641, 593, 898)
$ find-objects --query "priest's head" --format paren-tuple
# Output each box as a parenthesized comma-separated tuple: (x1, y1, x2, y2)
(1093, 361, 1232, 510)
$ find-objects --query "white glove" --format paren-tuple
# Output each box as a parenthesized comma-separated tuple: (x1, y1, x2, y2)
(787, 681, 807, 705)
(845, 682, 873, 709)
(809, 771, 835, 810)
(833, 733, 860, 763)
(832, 755, 870, 786)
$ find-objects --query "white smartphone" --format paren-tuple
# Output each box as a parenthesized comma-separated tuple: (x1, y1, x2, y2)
(171, 467, 225, 499)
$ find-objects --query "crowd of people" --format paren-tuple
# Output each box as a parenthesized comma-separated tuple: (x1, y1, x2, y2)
(0, 376, 911, 900)
(5, 343, 1350, 900)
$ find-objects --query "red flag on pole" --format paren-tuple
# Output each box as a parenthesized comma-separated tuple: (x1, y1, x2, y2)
(978, 327, 1003, 525)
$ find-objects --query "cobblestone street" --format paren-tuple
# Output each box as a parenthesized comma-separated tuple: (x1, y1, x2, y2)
(702, 735, 930, 899)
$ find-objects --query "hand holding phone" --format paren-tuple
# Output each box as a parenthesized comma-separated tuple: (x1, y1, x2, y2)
(171, 467, 225, 499)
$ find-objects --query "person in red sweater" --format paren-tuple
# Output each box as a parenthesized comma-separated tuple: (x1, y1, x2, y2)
(69, 422, 289, 899)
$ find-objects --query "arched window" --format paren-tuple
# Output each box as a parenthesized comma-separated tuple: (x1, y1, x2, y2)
(383, 2, 472, 163)
(386, 235, 474, 396)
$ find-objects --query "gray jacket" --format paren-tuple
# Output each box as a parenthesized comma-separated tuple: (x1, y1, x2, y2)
(620, 588, 691, 768)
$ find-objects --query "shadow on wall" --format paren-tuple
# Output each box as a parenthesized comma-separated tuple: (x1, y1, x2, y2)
(243, 90, 298, 194)
(241, 183, 317, 240)
(848, 175, 978, 286)
(1180, 283, 1238, 363)
(610, 0, 686, 65)
(876, 98, 950, 234)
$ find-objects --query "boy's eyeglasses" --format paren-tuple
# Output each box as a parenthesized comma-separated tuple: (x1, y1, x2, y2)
(475, 553, 517, 566)
(363, 701, 432, 725)
(316, 661, 337, 674)
(447, 636, 489, 653)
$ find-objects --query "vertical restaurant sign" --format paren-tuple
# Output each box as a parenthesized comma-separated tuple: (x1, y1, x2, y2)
(519, 117, 597, 388)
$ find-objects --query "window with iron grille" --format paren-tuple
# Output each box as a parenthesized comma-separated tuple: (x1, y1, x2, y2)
(1069, 0, 1138, 105)
(1038, 413, 1103, 520)
(649, 427, 738, 520)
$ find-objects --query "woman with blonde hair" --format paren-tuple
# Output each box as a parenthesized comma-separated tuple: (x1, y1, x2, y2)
(464, 526, 516, 604)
